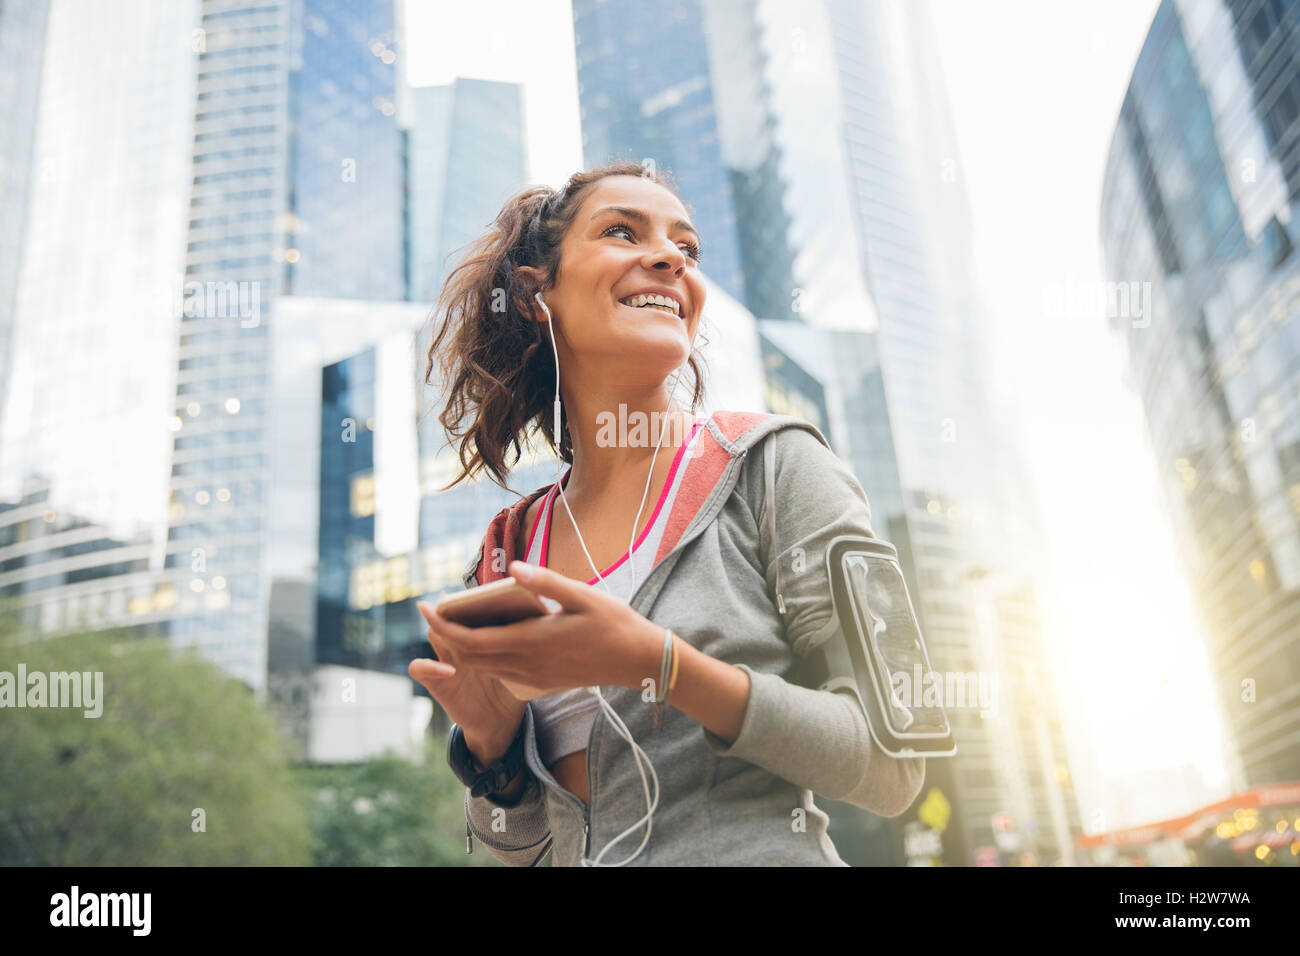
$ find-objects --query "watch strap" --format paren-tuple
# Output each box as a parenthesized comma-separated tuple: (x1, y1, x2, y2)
(448, 721, 526, 798)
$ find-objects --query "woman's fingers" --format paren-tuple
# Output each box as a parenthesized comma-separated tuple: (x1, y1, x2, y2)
(509, 561, 597, 612)
(408, 658, 457, 700)
(418, 598, 540, 664)
(418, 600, 482, 644)
(416, 601, 460, 663)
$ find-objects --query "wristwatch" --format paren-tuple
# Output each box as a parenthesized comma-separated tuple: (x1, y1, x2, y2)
(447, 722, 526, 798)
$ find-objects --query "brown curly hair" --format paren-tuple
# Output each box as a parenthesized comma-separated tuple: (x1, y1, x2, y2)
(424, 160, 708, 495)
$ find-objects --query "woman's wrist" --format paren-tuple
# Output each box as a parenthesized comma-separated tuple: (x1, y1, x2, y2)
(623, 619, 672, 691)
(462, 722, 528, 801)
(463, 717, 523, 769)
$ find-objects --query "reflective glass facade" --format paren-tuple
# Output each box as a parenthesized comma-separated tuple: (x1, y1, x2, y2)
(0, 0, 199, 639)
(287, 0, 404, 299)
(165, 0, 404, 690)
(1102, 0, 1300, 788)
(572, 0, 748, 306)
(0, 0, 49, 444)
(406, 78, 527, 304)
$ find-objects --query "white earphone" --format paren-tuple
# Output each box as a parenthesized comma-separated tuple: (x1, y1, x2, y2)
(533, 289, 684, 866)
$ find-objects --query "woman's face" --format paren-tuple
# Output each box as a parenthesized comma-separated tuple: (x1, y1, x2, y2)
(541, 175, 706, 390)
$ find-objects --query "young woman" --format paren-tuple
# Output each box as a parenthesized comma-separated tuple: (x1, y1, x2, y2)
(410, 161, 925, 866)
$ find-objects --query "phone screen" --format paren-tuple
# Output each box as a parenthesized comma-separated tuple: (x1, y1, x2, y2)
(843, 553, 950, 737)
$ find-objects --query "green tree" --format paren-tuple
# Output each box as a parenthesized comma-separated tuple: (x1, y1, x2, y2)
(0, 614, 312, 865)
(292, 739, 505, 866)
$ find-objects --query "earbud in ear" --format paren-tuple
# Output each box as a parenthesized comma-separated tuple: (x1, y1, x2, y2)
(535, 290, 562, 440)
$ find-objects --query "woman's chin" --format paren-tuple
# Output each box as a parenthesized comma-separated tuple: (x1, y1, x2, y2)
(619, 325, 691, 362)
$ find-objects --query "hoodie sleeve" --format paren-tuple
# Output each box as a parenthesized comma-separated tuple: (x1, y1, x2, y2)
(700, 426, 926, 818)
(457, 522, 553, 865)
(465, 773, 553, 866)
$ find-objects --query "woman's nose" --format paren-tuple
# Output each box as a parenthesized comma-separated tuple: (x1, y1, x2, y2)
(644, 239, 686, 274)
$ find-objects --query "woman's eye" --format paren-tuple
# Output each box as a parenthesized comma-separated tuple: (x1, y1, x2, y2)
(604, 222, 701, 262)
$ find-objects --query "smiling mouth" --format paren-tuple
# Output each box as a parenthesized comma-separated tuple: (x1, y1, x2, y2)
(618, 293, 683, 318)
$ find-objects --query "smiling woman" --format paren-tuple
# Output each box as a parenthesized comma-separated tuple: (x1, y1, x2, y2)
(413, 161, 925, 867)
(425, 162, 708, 495)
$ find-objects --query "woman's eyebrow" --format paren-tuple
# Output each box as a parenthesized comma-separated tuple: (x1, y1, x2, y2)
(591, 205, 700, 241)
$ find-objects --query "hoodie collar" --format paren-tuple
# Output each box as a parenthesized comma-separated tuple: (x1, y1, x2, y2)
(464, 410, 820, 587)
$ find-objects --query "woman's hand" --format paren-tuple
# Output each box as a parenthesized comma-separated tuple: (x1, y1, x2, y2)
(409, 602, 526, 761)
(425, 560, 665, 699)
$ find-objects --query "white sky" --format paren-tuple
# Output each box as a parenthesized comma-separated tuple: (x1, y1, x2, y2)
(402, 0, 1237, 830)
(401, 0, 583, 183)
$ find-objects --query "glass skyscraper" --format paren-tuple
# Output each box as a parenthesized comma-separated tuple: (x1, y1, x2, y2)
(1, 1, 407, 698)
(0, 0, 50, 450)
(1102, 0, 1300, 789)
(572, 0, 749, 306)
(405, 78, 527, 304)
(0, 0, 199, 639)
(165, 0, 404, 691)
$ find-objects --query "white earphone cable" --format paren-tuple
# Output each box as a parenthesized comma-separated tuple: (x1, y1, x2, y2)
(535, 290, 684, 866)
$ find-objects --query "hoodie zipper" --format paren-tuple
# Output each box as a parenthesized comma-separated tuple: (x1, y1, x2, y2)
(554, 443, 752, 864)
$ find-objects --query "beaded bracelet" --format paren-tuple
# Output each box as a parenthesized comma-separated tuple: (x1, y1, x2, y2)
(652, 627, 676, 729)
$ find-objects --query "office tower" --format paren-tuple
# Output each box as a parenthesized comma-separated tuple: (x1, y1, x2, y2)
(164, 0, 404, 691)
(0, 0, 50, 450)
(1101, 0, 1300, 788)
(571, 0, 749, 305)
(405, 78, 528, 304)
(267, 296, 432, 761)
(573, 0, 1072, 863)
(1, 1, 406, 699)
(0, 0, 199, 638)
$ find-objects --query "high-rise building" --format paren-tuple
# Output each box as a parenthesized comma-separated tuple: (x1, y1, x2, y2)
(0, 0, 200, 640)
(261, 296, 433, 762)
(0, 0, 50, 449)
(0, 1, 407, 698)
(572, 0, 1072, 863)
(164, 0, 405, 692)
(1101, 0, 1300, 789)
(572, 0, 748, 305)
(404, 78, 528, 304)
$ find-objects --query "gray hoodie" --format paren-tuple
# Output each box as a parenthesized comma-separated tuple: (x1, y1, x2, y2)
(456, 410, 926, 866)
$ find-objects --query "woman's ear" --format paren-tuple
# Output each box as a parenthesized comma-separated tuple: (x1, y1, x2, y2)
(515, 266, 548, 323)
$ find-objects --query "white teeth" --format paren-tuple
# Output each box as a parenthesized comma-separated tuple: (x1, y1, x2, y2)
(619, 293, 681, 316)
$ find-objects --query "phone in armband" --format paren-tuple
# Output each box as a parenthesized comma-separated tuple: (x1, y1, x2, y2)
(433, 577, 566, 701)
(822, 535, 957, 758)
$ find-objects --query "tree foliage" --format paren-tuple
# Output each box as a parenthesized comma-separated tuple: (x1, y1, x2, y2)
(292, 740, 502, 867)
(0, 616, 312, 865)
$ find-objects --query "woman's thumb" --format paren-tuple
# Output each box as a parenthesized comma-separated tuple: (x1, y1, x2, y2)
(409, 658, 456, 686)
